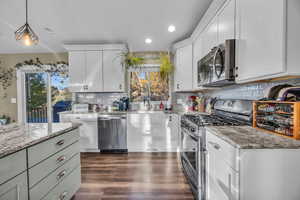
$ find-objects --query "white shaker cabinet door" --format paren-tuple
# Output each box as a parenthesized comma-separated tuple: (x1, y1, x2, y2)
(236, 0, 285, 82)
(103, 50, 125, 92)
(218, 0, 236, 44)
(79, 120, 99, 152)
(206, 142, 239, 200)
(193, 33, 203, 89)
(0, 172, 28, 200)
(86, 51, 103, 92)
(69, 51, 86, 92)
(174, 44, 193, 91)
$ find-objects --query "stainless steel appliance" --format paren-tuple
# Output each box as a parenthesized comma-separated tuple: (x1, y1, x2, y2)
(180, 99, 252, 200)
(197, 39, 236, 87)
(98, 114, 127, 153)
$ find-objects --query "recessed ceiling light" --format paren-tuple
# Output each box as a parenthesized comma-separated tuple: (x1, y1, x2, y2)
(168, 25, 176, 33)
(145, 38, 152, 44)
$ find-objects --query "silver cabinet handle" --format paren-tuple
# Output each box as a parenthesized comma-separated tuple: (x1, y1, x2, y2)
(83, 85, 88, 90)
(59, 191, 68, 200)
(56, 139, 65, 146)
(208, 141, 221, 150)
(169, 116, 172, 122)
(228, 173, 232, 200)
(119, 84, 122, 90)
(57, 170, 67, 180)
(177, 84, 180, 89)
(57, 155, 66, 163)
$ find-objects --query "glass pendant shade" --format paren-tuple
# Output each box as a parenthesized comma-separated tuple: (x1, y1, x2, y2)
(15, 23, 39, 46)
(15, 0, 39, 46)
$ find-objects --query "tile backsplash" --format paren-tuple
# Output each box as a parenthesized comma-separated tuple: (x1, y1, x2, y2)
(173, 78, 300, 108)
(75, 93, 127, 105)
(206, 78, 300, 100)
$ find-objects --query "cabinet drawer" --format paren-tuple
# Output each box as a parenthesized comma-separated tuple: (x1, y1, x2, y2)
(206, 131, 239, 171)
(41, 166, 81, 200)
(29, 141, 80, 188)
(0, 171, 28, 200)
(28, 129, 80, 167)
(0, 150, 27, 185)
(30, 153, 80, 200)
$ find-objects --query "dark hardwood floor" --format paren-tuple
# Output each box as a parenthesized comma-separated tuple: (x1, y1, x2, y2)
(73, 152, 194, 200)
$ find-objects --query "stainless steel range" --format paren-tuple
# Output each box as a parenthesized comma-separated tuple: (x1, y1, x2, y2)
(180, 99, 252, 200)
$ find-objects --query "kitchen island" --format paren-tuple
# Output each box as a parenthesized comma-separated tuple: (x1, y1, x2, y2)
(0, 123, 81, 200)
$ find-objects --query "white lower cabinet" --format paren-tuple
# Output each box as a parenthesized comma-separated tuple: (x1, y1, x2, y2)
(206, 130, 300, 200)
(59, 113, 99, 152)
(0, 172, 28, 200)
(127, 112, 179, 152)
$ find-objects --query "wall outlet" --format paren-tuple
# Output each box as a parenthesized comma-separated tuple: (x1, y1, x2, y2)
(11, 98, 17, 104)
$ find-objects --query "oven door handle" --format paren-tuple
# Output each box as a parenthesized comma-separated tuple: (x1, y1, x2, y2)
(213, 46, 224, 79)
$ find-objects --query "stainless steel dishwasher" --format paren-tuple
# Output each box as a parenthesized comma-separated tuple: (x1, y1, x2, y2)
(98, 114, 127, 153)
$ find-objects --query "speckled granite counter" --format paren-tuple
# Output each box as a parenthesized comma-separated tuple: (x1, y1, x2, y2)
(0, 123, 81, 159)
(206, 126, 300, 149)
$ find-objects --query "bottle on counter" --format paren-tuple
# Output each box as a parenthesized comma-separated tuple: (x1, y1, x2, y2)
(159, 101, 164, 110)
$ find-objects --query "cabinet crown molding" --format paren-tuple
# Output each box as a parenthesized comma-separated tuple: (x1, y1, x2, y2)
(172, 38, 193, 52)
(64, 44, 127, 51)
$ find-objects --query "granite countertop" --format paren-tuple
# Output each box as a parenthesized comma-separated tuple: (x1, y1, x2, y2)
(0, 123, 81, 159)
(206, 126, 300, 149)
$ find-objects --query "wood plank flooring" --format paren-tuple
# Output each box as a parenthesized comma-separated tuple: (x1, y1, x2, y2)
(73, 152, 194, 200)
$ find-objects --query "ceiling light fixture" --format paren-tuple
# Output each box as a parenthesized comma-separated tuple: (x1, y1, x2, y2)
(15, 0, 39, 46)
(145, 38, 152, 44)
(168, 25, 176, 33)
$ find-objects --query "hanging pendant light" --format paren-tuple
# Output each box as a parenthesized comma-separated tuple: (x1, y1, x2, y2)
(15, 0, 39, 46)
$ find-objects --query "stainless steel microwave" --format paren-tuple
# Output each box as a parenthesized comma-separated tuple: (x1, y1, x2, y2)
(197, 39, 236, 87)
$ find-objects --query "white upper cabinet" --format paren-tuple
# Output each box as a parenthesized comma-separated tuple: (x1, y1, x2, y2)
(193, 33, 203, 89)
(202, 17, 219, 56)
(235, 0, 300, 83)
(103, 50, 125, 92)
(65, 44, 126, 93)
(218, 0, 235, 44)
(174, 44, 193, 92)
(200, 0, 235, 58)
(69, 51, 86, 92)
(235, 0, 285, 82)
(69, 51, 102, 92)
(86, 51, 103, 92)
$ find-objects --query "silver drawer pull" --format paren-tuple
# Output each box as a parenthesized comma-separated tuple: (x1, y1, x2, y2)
(56, 139, 65, 146)
(57, 170, 67, 180)
(57, 155, 66, 163)
(208, 141, 221, 150)
(59, 191, 68, 200)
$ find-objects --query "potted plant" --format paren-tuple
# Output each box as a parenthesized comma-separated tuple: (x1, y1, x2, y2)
(159, 54, 174, 80)
(120, 52, 145, 69)
(0, 114, 11, 125)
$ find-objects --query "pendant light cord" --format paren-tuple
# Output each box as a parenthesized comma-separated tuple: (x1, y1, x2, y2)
(26, 0, 28, 23)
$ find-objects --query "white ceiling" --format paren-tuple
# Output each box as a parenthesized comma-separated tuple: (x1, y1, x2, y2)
(0, 0, 212, 54)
